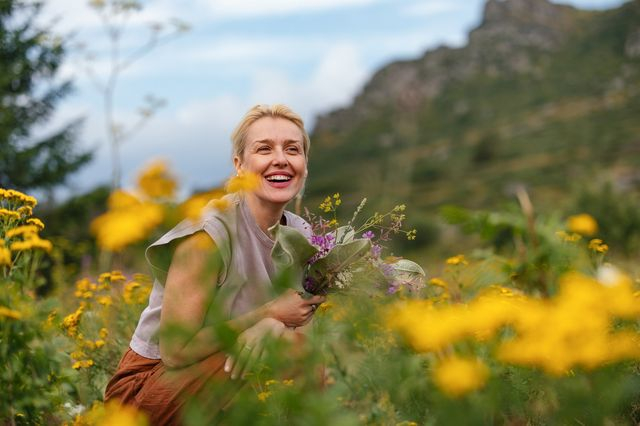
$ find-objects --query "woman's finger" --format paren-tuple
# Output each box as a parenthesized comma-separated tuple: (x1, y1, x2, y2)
(230, 344, 253, 380)
(224, 355, 234, 374)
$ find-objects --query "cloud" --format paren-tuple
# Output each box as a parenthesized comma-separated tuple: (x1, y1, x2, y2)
(400, 1, 463, 17)
(201, 0, 383, 20)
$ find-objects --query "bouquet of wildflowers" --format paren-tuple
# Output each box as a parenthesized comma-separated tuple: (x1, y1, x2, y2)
(271, 194, 425, 296)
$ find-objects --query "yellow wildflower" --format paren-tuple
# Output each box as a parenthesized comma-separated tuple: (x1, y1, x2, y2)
(137, 160, 178, 200)
(257, 391, 272, 402)
(0, 306, 22, 320)
(62, 307, 84, 337)
(99, 327, 109, 339)
(98, 295, 113, 306)
(26, 217, 44, 229)
(446, 254, 468, 266)
(282, 379, 294, 386)
(226, 172, 259, 193)
(588, 238, 608, 254)
(428, 277, 448, 289)
(566, 213, 598, 236)
(108, 190, 141, 210)
(432, 357, 489, 398)
(91, 194, 164, 251)
(9, 236, 52, 252)
(78, 400, 149, 426)
(95, 340, 106, 348)
(124, 281, 152, 305)
(72, 359, 94, 370)
(0, 208, 20, 219)
(180, 189, 227, 220)
(265, 379, 278, 386)
(319, 196, 333, 213)
(17, 205, 33, 217)
(5, 224, 39, 238)
(0, 246, 11, 267)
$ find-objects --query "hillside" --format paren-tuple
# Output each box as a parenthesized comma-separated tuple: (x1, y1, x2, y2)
(306, 0, 640, 217)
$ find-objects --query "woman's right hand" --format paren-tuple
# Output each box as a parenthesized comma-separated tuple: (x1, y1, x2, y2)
(266, 289, 326, 328)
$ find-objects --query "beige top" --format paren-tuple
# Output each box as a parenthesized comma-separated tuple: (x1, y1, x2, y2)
(130, 194, 312, 359)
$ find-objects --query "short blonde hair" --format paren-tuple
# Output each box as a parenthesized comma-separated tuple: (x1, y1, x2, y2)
(231, 104, 310, 160)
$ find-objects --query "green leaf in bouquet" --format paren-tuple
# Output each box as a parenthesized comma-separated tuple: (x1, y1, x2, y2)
(270, 223, 319, 272)
(307, 238, 372, 290)
(391, 259, 426, 277)
(334, 225, 355, 244)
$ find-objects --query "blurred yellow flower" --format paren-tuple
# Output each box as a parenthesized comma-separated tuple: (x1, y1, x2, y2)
(136, 160, 178, 200)
(123, 281, 152, 305)
(0, 306, 22, 320)
(72, 359, 94, 369)
(588, 238, 608, 254)
(91, 191, 164, 252)
(6, 224, 39, 238)
(74, 401, 148, 426)
(226, 172, 260, 193)
(446, 254, 468, 266)
(26, 217, 44, 230)
(179, 189, 227, 220)
(556, 230, 582, 242)
(257, 391, 272, 402)
(0, 208, 20, 219)
(95, 339, 106, 348)
(0, 246, 11, 267)
(566, 213, 598, 236)
(432, 357, 489, 398)
(428, 277, 448, 289)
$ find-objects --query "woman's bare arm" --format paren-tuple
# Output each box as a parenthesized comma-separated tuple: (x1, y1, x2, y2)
(159, 232, 324, 369)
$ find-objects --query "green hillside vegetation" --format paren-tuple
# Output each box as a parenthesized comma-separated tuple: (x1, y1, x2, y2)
(306, 0, 640, 254)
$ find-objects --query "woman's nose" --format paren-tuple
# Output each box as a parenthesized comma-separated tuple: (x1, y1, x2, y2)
(272, 148, 288, 166)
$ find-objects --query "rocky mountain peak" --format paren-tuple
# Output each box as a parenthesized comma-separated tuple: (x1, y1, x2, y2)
(469, 0, 577, 50)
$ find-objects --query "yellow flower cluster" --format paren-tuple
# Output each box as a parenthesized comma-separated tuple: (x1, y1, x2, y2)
(62, 306, 84, 337)
(226, 172, 260, 193)
(1, 189, 51, 259)
(91, 190, 164, 252)
(0, 188, 37, 207)
(72, 400, 148, 426)
(556, 230, 582, 242)
(319, 193, 341, 213)
(123, 280, 152, 305)
(566, 213, 598, 236)
(136, 160, 178, 200)
(391, 272, 640, 378)
(445, 255, 468, 266)
(432, 357, 489, 398)
(588, 238, 609, 254)
(0, 305, 22, 320)
(0, 240, 11, 267)
(179, 188, 228, 220)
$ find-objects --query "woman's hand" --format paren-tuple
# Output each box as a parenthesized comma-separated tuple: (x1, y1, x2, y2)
(265, 289, 326, 328)
(224, 317, 285, 379)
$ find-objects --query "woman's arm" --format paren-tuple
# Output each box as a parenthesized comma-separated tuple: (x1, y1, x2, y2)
(159, 232, 324, 369)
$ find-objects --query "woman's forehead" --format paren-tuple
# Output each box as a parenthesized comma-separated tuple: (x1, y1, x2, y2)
(246, 117, 303, 144)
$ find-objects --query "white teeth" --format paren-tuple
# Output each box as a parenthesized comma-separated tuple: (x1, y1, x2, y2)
(266, 175, 292, 182)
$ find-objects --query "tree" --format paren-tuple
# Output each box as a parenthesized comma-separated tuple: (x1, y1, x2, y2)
(0, 0, 91, 191)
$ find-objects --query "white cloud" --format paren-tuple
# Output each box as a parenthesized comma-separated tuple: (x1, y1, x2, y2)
(201, 0, 383, 20)
(400, 1, 462, 17)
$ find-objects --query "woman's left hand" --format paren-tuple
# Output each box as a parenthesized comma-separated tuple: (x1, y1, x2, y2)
(224, 317, 285, 379)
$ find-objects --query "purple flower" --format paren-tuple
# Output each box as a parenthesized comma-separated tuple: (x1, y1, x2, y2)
(362, 230, 375, 240)
(371, 244, 382, 258)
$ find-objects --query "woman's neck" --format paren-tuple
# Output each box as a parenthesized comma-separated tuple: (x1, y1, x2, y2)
(244, 195, 286, 234)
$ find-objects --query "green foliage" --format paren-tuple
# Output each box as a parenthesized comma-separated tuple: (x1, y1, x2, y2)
(0, 0, 91, 190)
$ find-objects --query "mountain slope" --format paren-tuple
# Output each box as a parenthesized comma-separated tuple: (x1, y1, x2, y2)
(306, 0, 640, 214)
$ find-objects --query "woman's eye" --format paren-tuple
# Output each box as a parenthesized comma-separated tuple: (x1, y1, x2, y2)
(286, 146, 301, 153)
(257, 146, 270, 153)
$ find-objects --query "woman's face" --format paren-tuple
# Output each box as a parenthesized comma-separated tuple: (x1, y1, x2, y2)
(234, 116, 307, 208)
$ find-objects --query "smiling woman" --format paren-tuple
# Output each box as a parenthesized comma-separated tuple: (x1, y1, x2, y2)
(103, 104, 325, 425)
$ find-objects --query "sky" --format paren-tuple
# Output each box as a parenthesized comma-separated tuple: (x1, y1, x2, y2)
(37, 0, 629, 199)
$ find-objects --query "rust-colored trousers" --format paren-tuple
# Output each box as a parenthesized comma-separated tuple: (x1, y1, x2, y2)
(105, 348, 242, 425)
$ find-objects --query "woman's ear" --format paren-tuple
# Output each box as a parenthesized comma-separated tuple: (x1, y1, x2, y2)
(233, 156, 242, 175)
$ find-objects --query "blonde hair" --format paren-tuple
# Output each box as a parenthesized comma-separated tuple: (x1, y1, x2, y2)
(231, 104, 310, 160)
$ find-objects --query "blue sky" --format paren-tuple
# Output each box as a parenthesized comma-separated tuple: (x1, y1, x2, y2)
(39, 0, 629, 198)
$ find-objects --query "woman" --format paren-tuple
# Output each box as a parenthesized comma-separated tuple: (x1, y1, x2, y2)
(105, 104, 326, 424)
